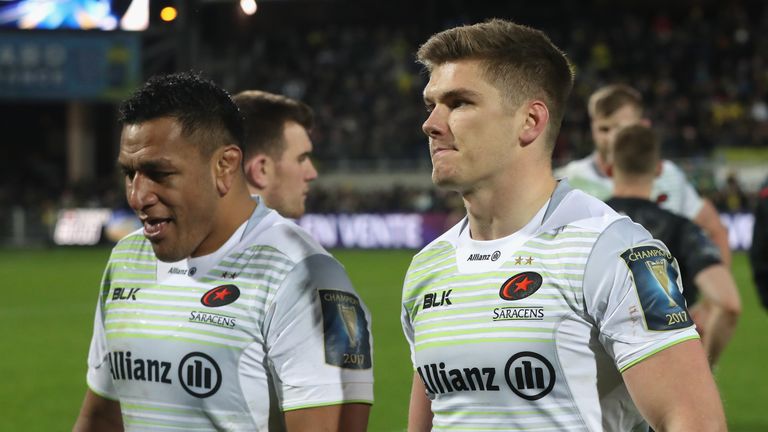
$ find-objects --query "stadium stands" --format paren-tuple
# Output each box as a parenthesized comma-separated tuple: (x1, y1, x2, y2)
(2, 1, 768, 244)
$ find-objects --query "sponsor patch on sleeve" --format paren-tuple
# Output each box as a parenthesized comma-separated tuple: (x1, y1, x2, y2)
(318, 289, 372, 369)
(620, 245, 693, 331)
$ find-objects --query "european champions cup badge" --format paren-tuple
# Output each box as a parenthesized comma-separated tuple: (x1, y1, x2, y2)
(338, 304, 359, 349)
(646, 259, 677, 307)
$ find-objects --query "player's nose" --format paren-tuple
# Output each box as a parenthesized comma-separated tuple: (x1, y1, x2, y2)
(423, 107, 447, 138)
(126, 174, 159, 211)
(305, 160, 318, 182)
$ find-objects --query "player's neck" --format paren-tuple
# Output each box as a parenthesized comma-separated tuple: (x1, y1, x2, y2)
(464, 175, 557, 241)
(612, 178, 653, 200)
(593, 152, 610, 176)
(193, 182, 258, 258)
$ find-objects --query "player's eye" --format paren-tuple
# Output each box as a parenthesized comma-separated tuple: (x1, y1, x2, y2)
(122, 168, 136, 181)
(448, 99, 469, 109)
(148, 171, 172, 182)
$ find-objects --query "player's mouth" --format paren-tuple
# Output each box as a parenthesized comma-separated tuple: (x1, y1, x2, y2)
(431, 143, 457, 158)
(142, 217, 173, 240)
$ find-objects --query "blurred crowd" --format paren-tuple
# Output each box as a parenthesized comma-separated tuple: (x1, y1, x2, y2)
(206, 1, 768, 165)
(4, 1, 768, 240)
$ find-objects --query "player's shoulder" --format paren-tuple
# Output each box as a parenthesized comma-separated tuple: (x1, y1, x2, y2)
(411, 216, 463, 262)
(659, 159, 689, 180)
(610, 197, 686, 222)
(110, 228, 153, 258)
(243, 210, 331, 263)
(542, 182, 626, 233)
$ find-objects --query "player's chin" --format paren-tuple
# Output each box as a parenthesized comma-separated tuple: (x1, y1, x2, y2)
(432, 171, 461, 190)
(283, 205, 303, 220)
(152, 243, 187, 263)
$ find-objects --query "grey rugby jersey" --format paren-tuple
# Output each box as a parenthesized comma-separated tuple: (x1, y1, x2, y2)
(86, 199, 373, 431)
(401, 181, 698, 431)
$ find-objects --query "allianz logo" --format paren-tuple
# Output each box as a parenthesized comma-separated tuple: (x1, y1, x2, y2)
(467, 250, 502, 262)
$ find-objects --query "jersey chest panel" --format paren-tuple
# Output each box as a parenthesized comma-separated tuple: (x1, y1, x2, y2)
(408, 238, 596, 429)
(102, 255, 281, 426)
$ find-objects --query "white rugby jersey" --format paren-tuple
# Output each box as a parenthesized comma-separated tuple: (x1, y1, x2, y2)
(86, 199, 373, 431)
(555, 154, 704, 220)
(401, 181, 698, 431)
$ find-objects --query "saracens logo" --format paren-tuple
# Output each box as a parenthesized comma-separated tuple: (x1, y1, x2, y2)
(499, 272, 543, 301)
(201, 285, 240, 307)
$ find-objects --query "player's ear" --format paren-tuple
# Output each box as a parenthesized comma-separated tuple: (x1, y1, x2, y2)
(214, 145, 242, 195)
(244, 154, 271, 190)
(519, 100, 549, 146)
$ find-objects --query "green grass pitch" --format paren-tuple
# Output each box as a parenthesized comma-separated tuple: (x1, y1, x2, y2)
(0, 248, 765, 431)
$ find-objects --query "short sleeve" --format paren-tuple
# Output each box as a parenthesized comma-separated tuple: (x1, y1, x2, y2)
(656, 162, 703, 219)
(86, 269, 118, 400)
(583, 218, 700, 373)
(401, 303, 416, 368)
(264, 254, 374, 410)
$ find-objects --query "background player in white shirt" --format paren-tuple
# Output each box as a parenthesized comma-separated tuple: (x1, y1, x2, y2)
(73, 72, 372, 431)
(555, 84, 731, 265)
(233, 90, 318, 219)
(404, 19, 725, 431)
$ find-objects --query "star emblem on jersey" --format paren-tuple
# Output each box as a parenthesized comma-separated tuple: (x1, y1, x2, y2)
(514, 256, 534, 265)
(201, 284, 241, 307)
(499, 272, 543, 301)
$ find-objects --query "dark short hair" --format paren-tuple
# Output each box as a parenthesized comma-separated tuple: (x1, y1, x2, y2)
(232, 90, 314, 160)
(588, 84, 643, 119)
(119, 71, 244, 155)
(417, 18, 574, 148)
(612, 124, 659, 176)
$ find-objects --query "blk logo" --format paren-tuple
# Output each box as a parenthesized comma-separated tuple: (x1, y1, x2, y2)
(499, 272, 542, 301)
(178, 352, 222, 398)
(504, 352, 555, 400)
(201, 285, 240, 307)
(112, 287, 140, 301)
(423, 290, 452, 309)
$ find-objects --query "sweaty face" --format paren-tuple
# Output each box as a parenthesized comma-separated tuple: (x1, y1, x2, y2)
(262, 121, 318, 219)
(118, 117, 221, 262)
(422, 60, 523, 193)
(590, 104, 642, 164)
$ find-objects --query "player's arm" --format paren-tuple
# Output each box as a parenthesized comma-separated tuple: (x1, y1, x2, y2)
(284, 404, 370, 432)
(73, 389, 123, 432)
(690, 264, 741, 365)
(586, 221, 725, 430)
(694, 198, 731, 266)
(408, 372, 433, 432)
(623, 339, 726, 431)
(266, 254, 373, 430)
